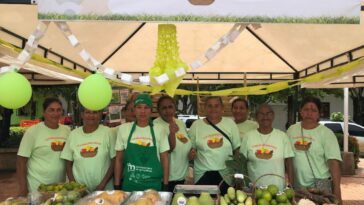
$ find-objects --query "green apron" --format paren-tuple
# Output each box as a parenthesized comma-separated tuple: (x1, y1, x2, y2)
(122, 122, 163, 191)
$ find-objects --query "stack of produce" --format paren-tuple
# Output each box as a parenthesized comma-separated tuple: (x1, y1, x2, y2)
(220, 187, 253, 205)
(129, 189, 162, 205)
(41, 190, 81, 205)
(295, 188, 338, 205)
(38, 182, 87, 192)
(83, 191, 128, 205)
(38, 182, 87, 203)
(0, 197, 27, 205)
(172, 191, 216, 205)
(254, 185, 295, 205)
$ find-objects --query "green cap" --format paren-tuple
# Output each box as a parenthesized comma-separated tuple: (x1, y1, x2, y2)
(134, 93, 152, 107)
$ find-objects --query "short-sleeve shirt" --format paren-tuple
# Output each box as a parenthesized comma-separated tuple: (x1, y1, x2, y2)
(115, 122, 170, 160)
(286, 123, 342, 188)
(154, 117, 192, 181)
(236, 120, 258, 140)
(188, 117, 241, 184)
(17, 122, 70, 192)
(240, 129, 294, 190)
(60, 125, 116, 191)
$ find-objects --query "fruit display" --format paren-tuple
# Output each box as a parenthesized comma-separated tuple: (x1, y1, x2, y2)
(41, 190, 82, 205)
(172, 191, 216, 205)
(81, 191, 129, 205)
(127, 189, 165, 205)
(0, 197, 27, 205)
(38, 182, 87, 192)
(220, 187, 253, 205)
(38, 182, 87, 202)
(254, 185, 295, 205)
(295, 188, 339, 205)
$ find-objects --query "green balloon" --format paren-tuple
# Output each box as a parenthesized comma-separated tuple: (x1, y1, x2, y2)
(0, 71, 32, 109)
(78, 74, 112, 111)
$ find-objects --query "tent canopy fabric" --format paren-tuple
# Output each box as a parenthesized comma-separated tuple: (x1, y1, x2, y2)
(1, 4, 364, 86)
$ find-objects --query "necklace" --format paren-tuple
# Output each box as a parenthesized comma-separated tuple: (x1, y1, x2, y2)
(258, 131, 272, 149)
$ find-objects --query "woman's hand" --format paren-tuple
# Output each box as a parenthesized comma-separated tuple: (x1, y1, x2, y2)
(188, 148, 197, 160)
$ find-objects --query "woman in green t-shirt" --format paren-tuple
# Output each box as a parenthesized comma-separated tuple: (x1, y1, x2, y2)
(188, 96, 241, 194)
(114, 93, 170, 191)
(61, 108, 116, 191)
(231, 98, 258, 140)
(17, 97, 70, 196)
(154, 95, 192, 192)
(287, 96, 342, 204)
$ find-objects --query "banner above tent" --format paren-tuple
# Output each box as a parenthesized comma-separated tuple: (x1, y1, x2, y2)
(37, 0, 361, 24)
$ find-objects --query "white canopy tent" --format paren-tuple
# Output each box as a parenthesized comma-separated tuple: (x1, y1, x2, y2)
(1, 4, 364, 86)
(1, 3, 364, 154)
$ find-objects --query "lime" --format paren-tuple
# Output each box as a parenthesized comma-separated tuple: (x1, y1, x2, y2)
(284, 188, 295, 200)
(257, 198, 270, 205)
(262, 190, 272, 202)
(276, 193, 288, 203)
(54, 194, 64, 203)
(267, 184, 279, 196)
(46, 185, 54, 191)
(255, 188, 263, 199)
(64, 183, 73, 191)
(270, 199, 278, 205)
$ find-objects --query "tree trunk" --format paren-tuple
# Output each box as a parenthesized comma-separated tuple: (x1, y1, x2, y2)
(0, 108, 13, 144)
(350, 88, 364, 126)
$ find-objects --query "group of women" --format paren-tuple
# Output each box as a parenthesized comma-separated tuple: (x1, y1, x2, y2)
(16, 94, 342, 204)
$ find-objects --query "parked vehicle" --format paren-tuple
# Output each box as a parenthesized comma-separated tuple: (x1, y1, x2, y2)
(319, 120, 364, 157)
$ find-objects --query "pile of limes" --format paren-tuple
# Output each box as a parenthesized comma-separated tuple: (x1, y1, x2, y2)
(38, 181, 86, 192)
(255, 185, 295, 205)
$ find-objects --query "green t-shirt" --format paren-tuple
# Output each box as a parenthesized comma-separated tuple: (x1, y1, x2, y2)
(115, 122, 170, 159)
(60, 125, 116, 191)
(188, 117, 241, 184)
(236, 120, 258, 140)
(240, 129, 294, 190)
(17, 122, 70, 192)
(154, 117, 192, 181)
(286, 123, 342, 188)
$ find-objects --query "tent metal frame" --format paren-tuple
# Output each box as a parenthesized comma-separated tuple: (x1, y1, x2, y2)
(1, 20, 364, 83)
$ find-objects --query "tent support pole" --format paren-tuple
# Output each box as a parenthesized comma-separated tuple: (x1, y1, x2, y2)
(344, 88, 349, 152)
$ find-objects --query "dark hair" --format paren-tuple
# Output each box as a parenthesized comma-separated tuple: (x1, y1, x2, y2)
(122, 100, 134, 112)
(204, 96, 223, 106)
(300, 96, 322, 112)
(43, 97, 62, 111)
(231, 98, 249, 109)
(157, 95, 175, 111)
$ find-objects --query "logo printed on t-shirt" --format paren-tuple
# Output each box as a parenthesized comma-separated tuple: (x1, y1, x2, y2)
(206, 133, 223, 149)
(253, 144, 276, 160)
(80, 145, 98, 158)
(293, 136, 313, 151)
(47, 137, 66, 152)
(176, 133, 188, 144)
(131, 136, 151, 147)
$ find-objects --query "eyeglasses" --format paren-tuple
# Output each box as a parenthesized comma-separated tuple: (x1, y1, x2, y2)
(256, 111, 274, 118)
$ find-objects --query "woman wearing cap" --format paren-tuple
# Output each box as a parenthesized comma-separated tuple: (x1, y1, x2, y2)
(287, 96, 342, 203)
(154, 95, 191, 192)
(240, 104, 294, 190)
(114, 93, 170, 191)
(188, 96, 240, 194)
(61, 108, 116, 191)
(231, 98, 258, 140)
(17, 97, 70, 196)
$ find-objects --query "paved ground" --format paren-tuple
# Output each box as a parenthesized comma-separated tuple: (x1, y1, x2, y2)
(1, 161, 364, 204)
